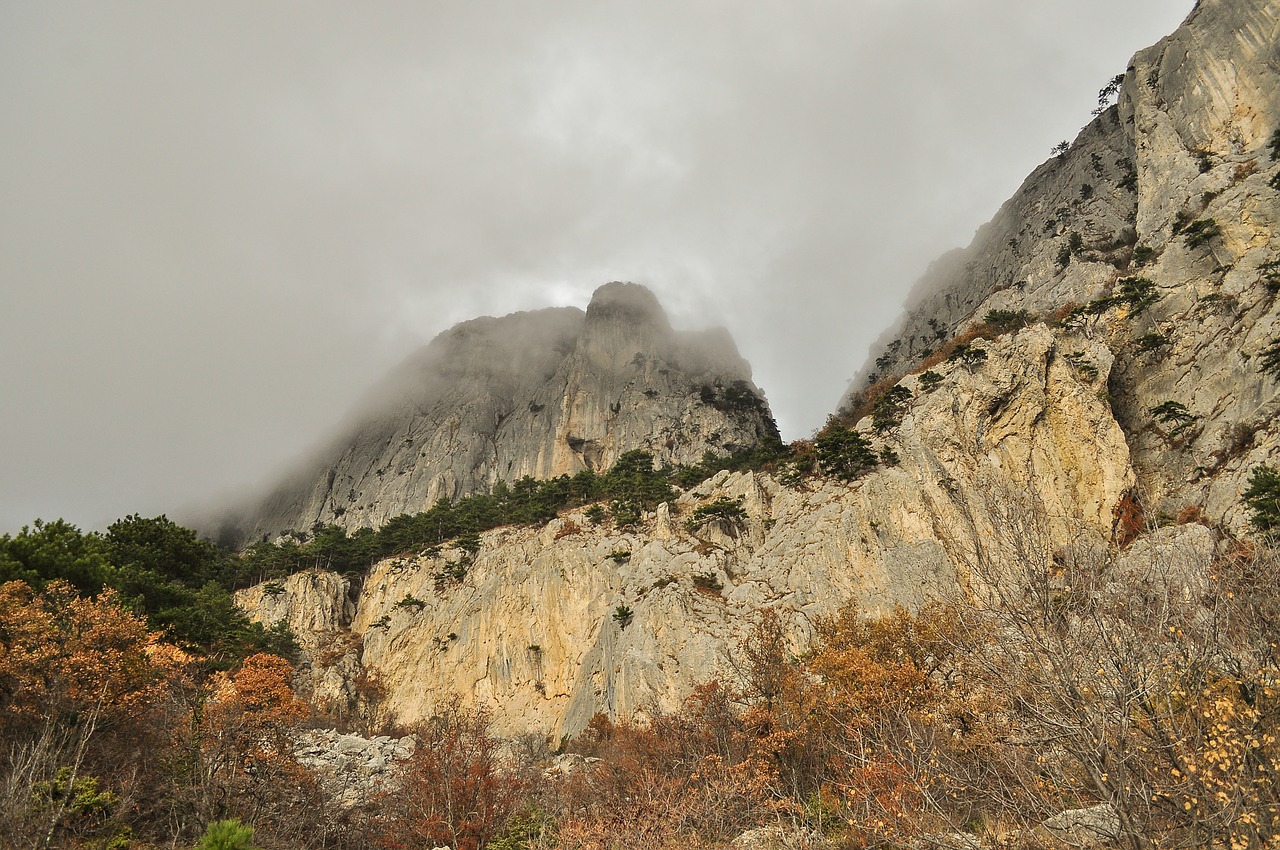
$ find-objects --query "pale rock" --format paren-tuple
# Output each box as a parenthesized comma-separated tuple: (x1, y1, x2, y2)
(219, 282, 777, 547)
(242, 326, 1136, 739)
(853, 0, 1280, 534)
(234, 571, 360, 715)
(1036, 803, 1121, 848)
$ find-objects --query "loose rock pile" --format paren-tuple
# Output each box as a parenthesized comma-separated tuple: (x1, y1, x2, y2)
(293, 728, 415, 806)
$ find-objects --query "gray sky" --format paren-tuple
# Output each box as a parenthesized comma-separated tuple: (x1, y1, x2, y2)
(0, 1, 1193, 533)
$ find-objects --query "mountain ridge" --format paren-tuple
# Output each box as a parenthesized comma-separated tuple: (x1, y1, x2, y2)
(219, 281, 779, 547)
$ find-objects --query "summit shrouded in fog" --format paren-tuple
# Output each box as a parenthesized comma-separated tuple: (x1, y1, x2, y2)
(221, 282, 777, 546)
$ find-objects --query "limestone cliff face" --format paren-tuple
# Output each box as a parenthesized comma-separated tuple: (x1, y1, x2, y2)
(853, 0, 1280, 528)
(224, 282, 777, 546)
(240, 325, 1135, 738)
(237, 0, 1279, 742)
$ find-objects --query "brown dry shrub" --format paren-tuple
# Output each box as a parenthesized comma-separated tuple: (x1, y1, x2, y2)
(1046, 300, 1080, 326)
(1175, 503, 1208, 525)
(1233, 158, 1258, 183)
(1112, 489, 1145, 547)
(554, 520, 582, 540)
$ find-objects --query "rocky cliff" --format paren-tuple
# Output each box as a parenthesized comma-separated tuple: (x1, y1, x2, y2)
(238, 0, 1280, 742)
(851, 0, 1280, 527)
(222, 282, 778, 546)
(240, 324, 1139, 738)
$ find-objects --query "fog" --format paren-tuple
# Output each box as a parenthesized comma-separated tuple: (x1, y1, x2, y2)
(0, 1, 1193, 532)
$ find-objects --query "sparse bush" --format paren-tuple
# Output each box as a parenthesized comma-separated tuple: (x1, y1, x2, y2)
(1260, 260, 1280, 293)
(612, 605, 634, 629)
(692, 573, 724, 595)
(1132, 245, 1155, 266)
(1183, 218, 1221, 249)
(1243, 465, 1280, 532)
(1260, 338, 1280, 380)
(1136, 331, 1172, 353)
(1150, 400, 1198, 437)
(685, 497, 748, 532)
(1064, 351, 1099, 381)
(917, 371, 943, 392)
(606, 549, 631, 564)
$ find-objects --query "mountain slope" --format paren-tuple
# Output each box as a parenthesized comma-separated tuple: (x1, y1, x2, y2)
(238, 0, 1280, 743)
(222, 282, 778, 546)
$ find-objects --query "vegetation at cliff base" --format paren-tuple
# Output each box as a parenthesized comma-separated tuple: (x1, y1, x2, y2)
(0, 515, 295, 664)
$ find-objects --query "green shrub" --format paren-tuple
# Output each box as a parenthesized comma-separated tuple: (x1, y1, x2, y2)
(197, 820, 260, 850)
(917, 371, 943, 392)
(489, 805, 557, 850)
(394, 594, 425, 612)
(815, 425, 879, 482)
(1260, 338, 1280, 380)
(1132, 245, 1155, 266)
(983, 309, 1034, 333)
(612, 605, 634, 629)
(606, 549, 631, 564)
(1183, 219, 1221, 249)
(948, 344, 988, 370)
(1136, 332, 1172, 353)
(1150, 401, 1198, 437)
(870, 385, 913, 434)
(1115, 276, 1160, 314)
(1243, 465, 1280, 533)
(685, 497, 748, 532)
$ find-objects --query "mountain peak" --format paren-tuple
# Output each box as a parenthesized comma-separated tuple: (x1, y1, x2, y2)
(220, 283, 777, 545)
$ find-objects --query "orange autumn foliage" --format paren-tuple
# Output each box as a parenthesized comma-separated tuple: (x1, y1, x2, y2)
(0, 579, 191, 744)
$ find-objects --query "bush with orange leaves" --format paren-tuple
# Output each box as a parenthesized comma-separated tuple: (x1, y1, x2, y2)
(189, 652, 318, 840)
(0, 579, 192, 847)
(552, 682, 777, 850)
(374, 697, 529, 850)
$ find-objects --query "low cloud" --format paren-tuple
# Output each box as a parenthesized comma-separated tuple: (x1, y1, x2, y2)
(0, 1, 1193, 531)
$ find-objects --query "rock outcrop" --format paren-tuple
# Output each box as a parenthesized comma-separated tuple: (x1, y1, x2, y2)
(852, 0, 1280, 529)
(222, 282, 778, 546)
(236, 0, 1280, 751)
(239, 324, 1136, 739)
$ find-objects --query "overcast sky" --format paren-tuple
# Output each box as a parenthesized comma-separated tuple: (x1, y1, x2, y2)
(0, 1, 1193, 533)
